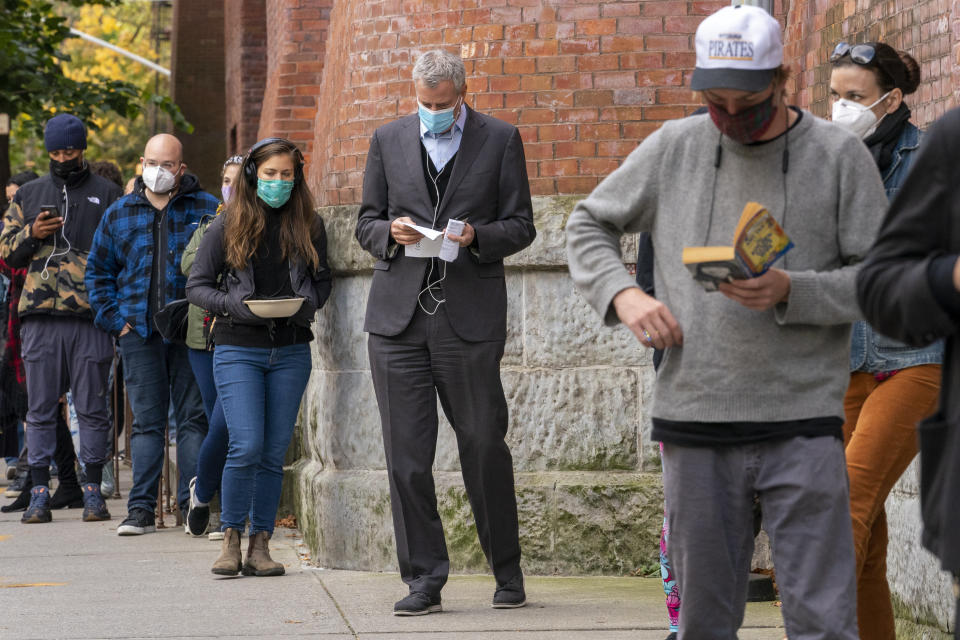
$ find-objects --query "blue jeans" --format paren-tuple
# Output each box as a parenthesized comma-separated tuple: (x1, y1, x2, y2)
(118, 333, 208, 512)
(214, 343, 311, 534)
(187, 348, 230, 505)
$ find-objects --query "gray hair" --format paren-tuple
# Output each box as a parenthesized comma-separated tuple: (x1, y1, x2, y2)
(412, 50, 466, 91)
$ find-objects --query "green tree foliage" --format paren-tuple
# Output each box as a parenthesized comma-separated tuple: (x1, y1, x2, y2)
(0, 0, 190, 182)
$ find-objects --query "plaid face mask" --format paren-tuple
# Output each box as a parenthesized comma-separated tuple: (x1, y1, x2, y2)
(707, 94, 777, 144)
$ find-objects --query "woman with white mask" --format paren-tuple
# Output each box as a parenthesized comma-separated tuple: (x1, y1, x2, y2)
(829, 41, 942, 640)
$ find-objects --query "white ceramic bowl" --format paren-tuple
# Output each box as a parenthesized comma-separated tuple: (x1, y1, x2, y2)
(243, 297, 305, 319)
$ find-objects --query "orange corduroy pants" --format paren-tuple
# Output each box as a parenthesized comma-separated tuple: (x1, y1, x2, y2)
(842, 364, 941, 640)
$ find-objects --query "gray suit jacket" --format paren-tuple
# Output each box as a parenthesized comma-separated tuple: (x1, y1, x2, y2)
(356, 106, 535, 341)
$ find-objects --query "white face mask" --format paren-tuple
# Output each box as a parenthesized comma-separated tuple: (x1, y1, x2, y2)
(831, 92, 891, 139)
(142, 164, 178, 194)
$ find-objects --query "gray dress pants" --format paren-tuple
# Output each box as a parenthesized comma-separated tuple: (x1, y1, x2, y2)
(368, 304, 522, 596)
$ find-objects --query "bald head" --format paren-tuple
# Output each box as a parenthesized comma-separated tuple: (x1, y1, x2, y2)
(140, 133, 186, 196)
(143, 134, 183, 164)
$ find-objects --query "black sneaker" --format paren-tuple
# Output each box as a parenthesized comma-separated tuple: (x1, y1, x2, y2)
(50, 483, 84, 509)
(393, 592, 442, 616)
(81, 484, 111, 522)
(185, 476, 210, 536)
(492, 574, 527, 609)
(665, 633, 678, 640)
(1, 474, 33, 512)
(21, 486, 52, 524)
(117, 508, 156, 535)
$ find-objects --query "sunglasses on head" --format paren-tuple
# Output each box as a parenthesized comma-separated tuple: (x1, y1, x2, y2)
(830, 42, 876, 64)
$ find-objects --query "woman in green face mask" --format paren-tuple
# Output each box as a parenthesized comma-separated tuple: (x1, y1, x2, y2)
(185, 137, 331, 577)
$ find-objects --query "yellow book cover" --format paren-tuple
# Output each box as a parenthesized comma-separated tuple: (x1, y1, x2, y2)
(683, 202, 793, 291)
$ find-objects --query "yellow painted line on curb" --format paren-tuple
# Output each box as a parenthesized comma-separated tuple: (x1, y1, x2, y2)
(0, 582, 67, 588)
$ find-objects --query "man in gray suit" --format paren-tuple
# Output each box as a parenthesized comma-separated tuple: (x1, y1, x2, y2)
(356, 49, 536, 616)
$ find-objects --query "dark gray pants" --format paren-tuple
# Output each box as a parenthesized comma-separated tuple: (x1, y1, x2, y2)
(662, 436, 858, 640)
(368, 305, 522, 596)
(21, 316, 113, 468)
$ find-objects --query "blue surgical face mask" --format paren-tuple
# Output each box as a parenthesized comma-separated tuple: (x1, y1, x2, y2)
(256, 178, 294, 208)
(418, 97, 461, 134)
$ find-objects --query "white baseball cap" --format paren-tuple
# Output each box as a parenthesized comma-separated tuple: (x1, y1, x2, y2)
(691, 5, 783, 93)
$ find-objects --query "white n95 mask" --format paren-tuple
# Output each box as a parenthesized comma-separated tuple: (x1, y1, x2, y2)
(142, 165, 177, 194)
(831, 92, 890, 139)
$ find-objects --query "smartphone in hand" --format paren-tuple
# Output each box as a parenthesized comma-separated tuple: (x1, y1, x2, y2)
(38, 206, 63, 225)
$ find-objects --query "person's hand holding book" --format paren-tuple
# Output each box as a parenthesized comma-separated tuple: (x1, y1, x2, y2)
(717, 268, 791, 310)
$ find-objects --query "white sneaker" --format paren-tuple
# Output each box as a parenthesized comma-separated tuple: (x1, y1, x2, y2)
(185, 476, 210, 537)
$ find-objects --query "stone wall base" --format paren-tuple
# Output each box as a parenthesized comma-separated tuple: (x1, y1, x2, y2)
(286, 460, 666, 576)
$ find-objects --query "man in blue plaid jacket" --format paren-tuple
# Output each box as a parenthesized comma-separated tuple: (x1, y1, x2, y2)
(86, 133, 218, 536)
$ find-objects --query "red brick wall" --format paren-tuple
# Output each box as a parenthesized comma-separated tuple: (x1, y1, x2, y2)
(258, 0, 333, 164)
(306, 0, 727, 205)
(171, 0, 226, 192)
(783, 0, 956, 127)
(225, 0, 268, 156)
(216, 0, 959, 206)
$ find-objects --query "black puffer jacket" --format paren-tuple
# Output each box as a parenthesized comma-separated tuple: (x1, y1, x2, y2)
(185, 213, 332, 330)
(857, 106, 960, 572)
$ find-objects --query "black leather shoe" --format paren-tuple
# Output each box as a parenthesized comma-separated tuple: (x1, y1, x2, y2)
(393, 592, 442, 616)
(492, 574, 527, 609)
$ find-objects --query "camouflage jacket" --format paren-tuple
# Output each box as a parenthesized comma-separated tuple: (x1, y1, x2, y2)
(0, 167, 122, 319)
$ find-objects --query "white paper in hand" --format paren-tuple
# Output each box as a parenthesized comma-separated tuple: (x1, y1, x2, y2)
(439, 219, 464, 262)
(401, 221, 444, 258)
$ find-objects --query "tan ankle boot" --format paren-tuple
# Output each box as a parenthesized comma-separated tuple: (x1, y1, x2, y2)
(242, 530, 285, 576)
(211, 528, 242, 576)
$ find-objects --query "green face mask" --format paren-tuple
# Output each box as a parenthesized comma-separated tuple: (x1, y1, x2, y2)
(256, 178, 294, 208)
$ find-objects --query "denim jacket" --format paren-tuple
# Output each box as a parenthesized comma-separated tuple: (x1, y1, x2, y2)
(850, 123, 944, 372)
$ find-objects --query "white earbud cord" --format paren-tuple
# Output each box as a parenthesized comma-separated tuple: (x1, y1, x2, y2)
(41, 184, 73, 281)
(417, 160, 448, 316)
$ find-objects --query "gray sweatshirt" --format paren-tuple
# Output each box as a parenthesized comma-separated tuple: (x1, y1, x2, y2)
(566, 111, 889, 424)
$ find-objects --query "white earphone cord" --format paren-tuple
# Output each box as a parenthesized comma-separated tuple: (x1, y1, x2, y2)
(417, 158, 449, 316)
(41, 185, 73, 281)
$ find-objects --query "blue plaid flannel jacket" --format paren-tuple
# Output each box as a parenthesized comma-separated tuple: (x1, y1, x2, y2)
(85, 174, 220, 338)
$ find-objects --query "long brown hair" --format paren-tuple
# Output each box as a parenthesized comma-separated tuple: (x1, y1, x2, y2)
(223, 139, 320, 271)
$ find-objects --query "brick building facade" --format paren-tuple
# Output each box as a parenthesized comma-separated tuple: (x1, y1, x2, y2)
(170, 1, 225, 190)
(176, 0, 959, 195)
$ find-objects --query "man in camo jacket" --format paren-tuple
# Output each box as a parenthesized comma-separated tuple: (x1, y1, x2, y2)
(0, 114, 121, 525)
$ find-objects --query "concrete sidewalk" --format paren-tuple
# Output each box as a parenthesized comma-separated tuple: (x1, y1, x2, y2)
(0, 483, 786, 639)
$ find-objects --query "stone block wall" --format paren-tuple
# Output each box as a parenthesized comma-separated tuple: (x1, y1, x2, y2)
(289, 197, 667, 575)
